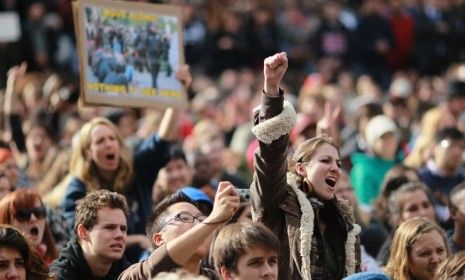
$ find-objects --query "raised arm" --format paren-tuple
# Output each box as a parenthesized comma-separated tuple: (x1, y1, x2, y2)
(4, 63, 26, 116)
(3, 63, 27, 153)
(250, 52, 296, 225)
(263, 52, 288, 97)
(158, 65, 193, 142)
(164, 181, 238, 264)
(133, 65, 193, 195)
(118, 181, 239, 280)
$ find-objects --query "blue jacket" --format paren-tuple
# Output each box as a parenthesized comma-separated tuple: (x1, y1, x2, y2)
(418, 166, 465, 198)
(61, 133, 171, 236)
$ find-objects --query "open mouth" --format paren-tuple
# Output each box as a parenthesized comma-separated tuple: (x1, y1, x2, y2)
(325, 177, 337, 188)
(30, 226, 39, 237)
(105, 153, 116, 160)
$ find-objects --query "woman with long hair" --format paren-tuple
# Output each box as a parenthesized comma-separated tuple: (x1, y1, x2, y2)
(376, 182, 437, 265)
(61, 66, 192, 260)
(0, 190, 58, 266)
(250, 52, 361, 279)
(385, 217, 449, 280)
(0, 224, 51, 280)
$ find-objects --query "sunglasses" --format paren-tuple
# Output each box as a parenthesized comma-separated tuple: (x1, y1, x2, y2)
(15, 206, 46, 222)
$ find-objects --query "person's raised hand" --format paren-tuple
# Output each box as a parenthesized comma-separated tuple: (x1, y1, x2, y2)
(7, 62, 27, 82)
(204, 181, 239, 224)
(176, 64, 193, 89)
(263, 52, 288, 97)
(316, 101, 341, 137)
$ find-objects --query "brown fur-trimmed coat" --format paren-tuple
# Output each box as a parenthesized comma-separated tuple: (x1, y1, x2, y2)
(250, 92, 361, 280)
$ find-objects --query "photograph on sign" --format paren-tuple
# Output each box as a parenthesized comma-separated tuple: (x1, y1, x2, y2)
(74, 0, 186, 109)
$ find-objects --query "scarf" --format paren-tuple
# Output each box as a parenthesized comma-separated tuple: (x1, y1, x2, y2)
(287, 172, 361, 280)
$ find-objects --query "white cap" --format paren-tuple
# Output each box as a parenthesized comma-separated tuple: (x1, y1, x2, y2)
(365, 115, 398, 148)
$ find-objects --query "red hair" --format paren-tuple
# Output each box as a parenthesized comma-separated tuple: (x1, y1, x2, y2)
(0, 189, 58, 264)
(0, 148, 13, 166)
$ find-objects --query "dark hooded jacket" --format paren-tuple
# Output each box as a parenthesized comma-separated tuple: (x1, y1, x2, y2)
(49, 238, 130, 280)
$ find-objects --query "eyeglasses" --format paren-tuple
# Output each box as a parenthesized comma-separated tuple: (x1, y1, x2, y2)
(159, 212, 207, 230)
(15, 206, 46, 222)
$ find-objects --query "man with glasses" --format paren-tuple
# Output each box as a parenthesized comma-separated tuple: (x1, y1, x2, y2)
(119, 181, 239, 279)
(50, 190, 130, 280)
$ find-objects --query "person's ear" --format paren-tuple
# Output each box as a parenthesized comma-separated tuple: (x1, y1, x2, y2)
(77, 224, 90, 241)
(295, 162, 307, 177)
(153, 232, 165, 247)
(220, 266, 235, 280)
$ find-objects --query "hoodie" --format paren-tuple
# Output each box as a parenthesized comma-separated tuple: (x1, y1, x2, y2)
(49, 238, 130, 280)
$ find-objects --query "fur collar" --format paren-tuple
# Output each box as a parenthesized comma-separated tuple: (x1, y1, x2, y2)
(251, 100, 296, 144)
(287, 172, 361, 280)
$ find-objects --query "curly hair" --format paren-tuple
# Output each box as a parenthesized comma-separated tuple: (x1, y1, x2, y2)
(74, 189, 129, 235)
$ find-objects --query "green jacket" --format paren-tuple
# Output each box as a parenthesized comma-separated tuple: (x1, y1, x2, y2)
(350, 153, 400, 206)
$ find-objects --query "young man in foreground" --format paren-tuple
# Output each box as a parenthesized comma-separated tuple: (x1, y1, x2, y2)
(50, 190, 130, 280)
(213, 221, 280, 280)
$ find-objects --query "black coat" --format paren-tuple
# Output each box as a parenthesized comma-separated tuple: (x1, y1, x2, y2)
(50, 238, 130, 280)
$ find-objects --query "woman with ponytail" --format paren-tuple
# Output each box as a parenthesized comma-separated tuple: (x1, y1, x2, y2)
(250, 52, 361, 280)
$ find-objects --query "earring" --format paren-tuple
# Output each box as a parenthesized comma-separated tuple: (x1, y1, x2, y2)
(303, 177, 314, 194)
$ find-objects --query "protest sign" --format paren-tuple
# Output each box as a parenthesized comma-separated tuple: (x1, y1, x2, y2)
(73, 0, 187, 109)
(0, 12, 21, 42)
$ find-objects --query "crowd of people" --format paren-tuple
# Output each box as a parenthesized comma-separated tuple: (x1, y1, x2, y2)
(0, 0, 465, 279)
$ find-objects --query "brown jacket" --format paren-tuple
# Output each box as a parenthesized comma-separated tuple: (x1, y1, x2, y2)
(250, 92, 361, 280)
(118, 244, 217, 280)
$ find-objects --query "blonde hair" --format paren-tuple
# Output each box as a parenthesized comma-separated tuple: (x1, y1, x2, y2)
(385, 217, 450, 280)
(404, 107, 454, 168)
(435, 251, 465, 280)
(69, 117, 133, 193)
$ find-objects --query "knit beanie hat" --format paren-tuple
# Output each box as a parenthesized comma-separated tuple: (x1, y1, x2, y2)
(343, 271, 390, 280)
(364, 115, 398, 149)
